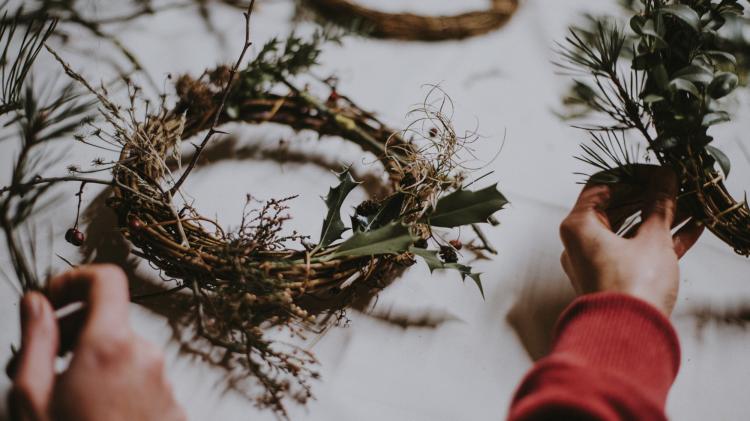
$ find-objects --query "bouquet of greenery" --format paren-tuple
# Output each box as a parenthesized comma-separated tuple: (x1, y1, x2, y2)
(560, 0, 750, 255)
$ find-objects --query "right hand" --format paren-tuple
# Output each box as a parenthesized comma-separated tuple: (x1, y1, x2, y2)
(559, 165, 704, 316)
(8, 264, 186, 421)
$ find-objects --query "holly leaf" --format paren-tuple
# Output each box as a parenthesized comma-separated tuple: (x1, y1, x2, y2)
(328, 222, 416, 259)
(352, 193, 405, 233)
(661, 4, 701, 32)
(429, 184, 508, 228)
(707, 145, 731, 178)
(319, 169, 360, 247)
(410, 248, 485, 299)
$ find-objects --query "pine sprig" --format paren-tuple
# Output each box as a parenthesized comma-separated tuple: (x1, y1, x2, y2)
(560, 0, 750, 255)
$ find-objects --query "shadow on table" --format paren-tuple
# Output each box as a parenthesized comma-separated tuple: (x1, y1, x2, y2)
(506, 274, 575, 361)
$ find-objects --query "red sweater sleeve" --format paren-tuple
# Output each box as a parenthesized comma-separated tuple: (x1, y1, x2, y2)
(508, 292, 680, 421)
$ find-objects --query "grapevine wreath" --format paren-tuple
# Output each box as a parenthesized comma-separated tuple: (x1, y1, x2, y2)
(45, 5, 507, 416)
(304, 0, 520, 41)
(560, 0, 750, 256)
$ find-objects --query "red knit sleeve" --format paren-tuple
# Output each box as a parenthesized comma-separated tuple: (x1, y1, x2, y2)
(508, 292, 681, 421)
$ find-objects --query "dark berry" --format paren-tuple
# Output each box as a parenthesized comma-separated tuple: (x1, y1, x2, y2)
(65, 228, 85, 247)
(429, 127, 439, 138)
(356, 200, 380, 216)
(439, 246, 458, 263)
(327, 90, 340, 103)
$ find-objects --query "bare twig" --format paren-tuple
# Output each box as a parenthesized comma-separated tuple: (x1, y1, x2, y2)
(169, 0, 256, 195)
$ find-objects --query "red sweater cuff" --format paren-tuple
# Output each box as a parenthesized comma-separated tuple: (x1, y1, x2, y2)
(551, 292, 681, 401)
(509, 293, 681, 421)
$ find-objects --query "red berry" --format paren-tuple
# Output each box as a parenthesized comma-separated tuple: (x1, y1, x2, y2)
(129, 218, 144, 231)
(449, 239, 463, 250)
(65, 228, 85, 247)
(327, 90, 339, 103)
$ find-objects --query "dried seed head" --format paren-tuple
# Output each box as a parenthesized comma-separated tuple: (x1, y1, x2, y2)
(439, 245, 458, 263)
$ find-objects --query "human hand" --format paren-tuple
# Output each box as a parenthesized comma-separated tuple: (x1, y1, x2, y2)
(8, 264, 186, 421)
(559, 165, 704, 316)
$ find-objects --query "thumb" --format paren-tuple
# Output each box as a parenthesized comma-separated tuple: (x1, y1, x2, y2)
(11, 292, 58, 421)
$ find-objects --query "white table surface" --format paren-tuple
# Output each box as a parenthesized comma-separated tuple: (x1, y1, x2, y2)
(2, 0, 750, 420)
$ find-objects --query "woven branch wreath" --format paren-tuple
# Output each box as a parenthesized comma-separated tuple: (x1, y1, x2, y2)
(560, 0, 750, 256)
(304, 0, 520, 41)
(51, 17, 506, 415)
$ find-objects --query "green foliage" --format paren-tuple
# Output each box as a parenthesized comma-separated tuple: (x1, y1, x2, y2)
(234, 28, 342, 100)
(319, 169, 359, 247)
(410, 247, 485, 299)
(560, 0, 747, 181)
(428, 184, 507, 228)
(351, 193, 404, 233)
(0, 13, 56, 115)
(327, 222, 416, 259)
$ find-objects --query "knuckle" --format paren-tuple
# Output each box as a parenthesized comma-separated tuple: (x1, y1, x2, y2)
(90, 264, 127, 284)
(88, 334, 135, 366)
(559, 217, 582, 242)
(137, 339, 166, 374)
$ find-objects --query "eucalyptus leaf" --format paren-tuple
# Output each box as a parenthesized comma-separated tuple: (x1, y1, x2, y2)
(661, 4, 702, 32)
(708, 72, 739, 99)
(673, 65, 714, 84)
(668, 78, 701, 97)
(327, 223, 415, 259)
(707, 145, 731, 178)
(702, 111, 731, 127)
(429, 184, 507, 228)
(319, 169, 360, 247)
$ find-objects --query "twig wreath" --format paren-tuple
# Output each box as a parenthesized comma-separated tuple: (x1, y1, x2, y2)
(559, 0, 750, 256)
(16, 2, 507, 416)
(303, 0, 520, 41)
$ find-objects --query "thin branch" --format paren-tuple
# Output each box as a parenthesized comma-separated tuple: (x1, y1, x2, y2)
(169, 0, 256, 195)
(0, 176, 114, 196)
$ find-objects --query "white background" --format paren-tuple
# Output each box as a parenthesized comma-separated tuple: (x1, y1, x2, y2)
(2, 0, 750, 420)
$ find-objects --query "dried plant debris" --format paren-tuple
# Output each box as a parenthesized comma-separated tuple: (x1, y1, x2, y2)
(299, 0, 520, 41)
(0, 3, 507, 416)
(559, 0, 750, 256)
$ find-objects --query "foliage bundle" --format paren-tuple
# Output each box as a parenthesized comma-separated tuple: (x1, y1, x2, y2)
(1, 2, 507, 416)
(303, 0, 519, 41)
(560, 0, 750, 256)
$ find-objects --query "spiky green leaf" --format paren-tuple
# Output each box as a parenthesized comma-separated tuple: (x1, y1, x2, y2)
(328, 223, 416, 259)
(410, 248, 485, 299)
(319, 169, 360, 247)
(429, 185, 507, 228)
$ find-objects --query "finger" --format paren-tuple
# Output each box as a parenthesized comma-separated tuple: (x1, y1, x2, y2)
(673, 219, 705, 258)
(46, 264, 130, 340)
(636, 167, 678, 239)
(12, 292, 59, 419)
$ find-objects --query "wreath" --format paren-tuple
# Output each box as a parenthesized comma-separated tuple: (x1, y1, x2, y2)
(304, 0, 520, 41)
(560, 0, 750, 256)
(42, 7, 507, 416)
